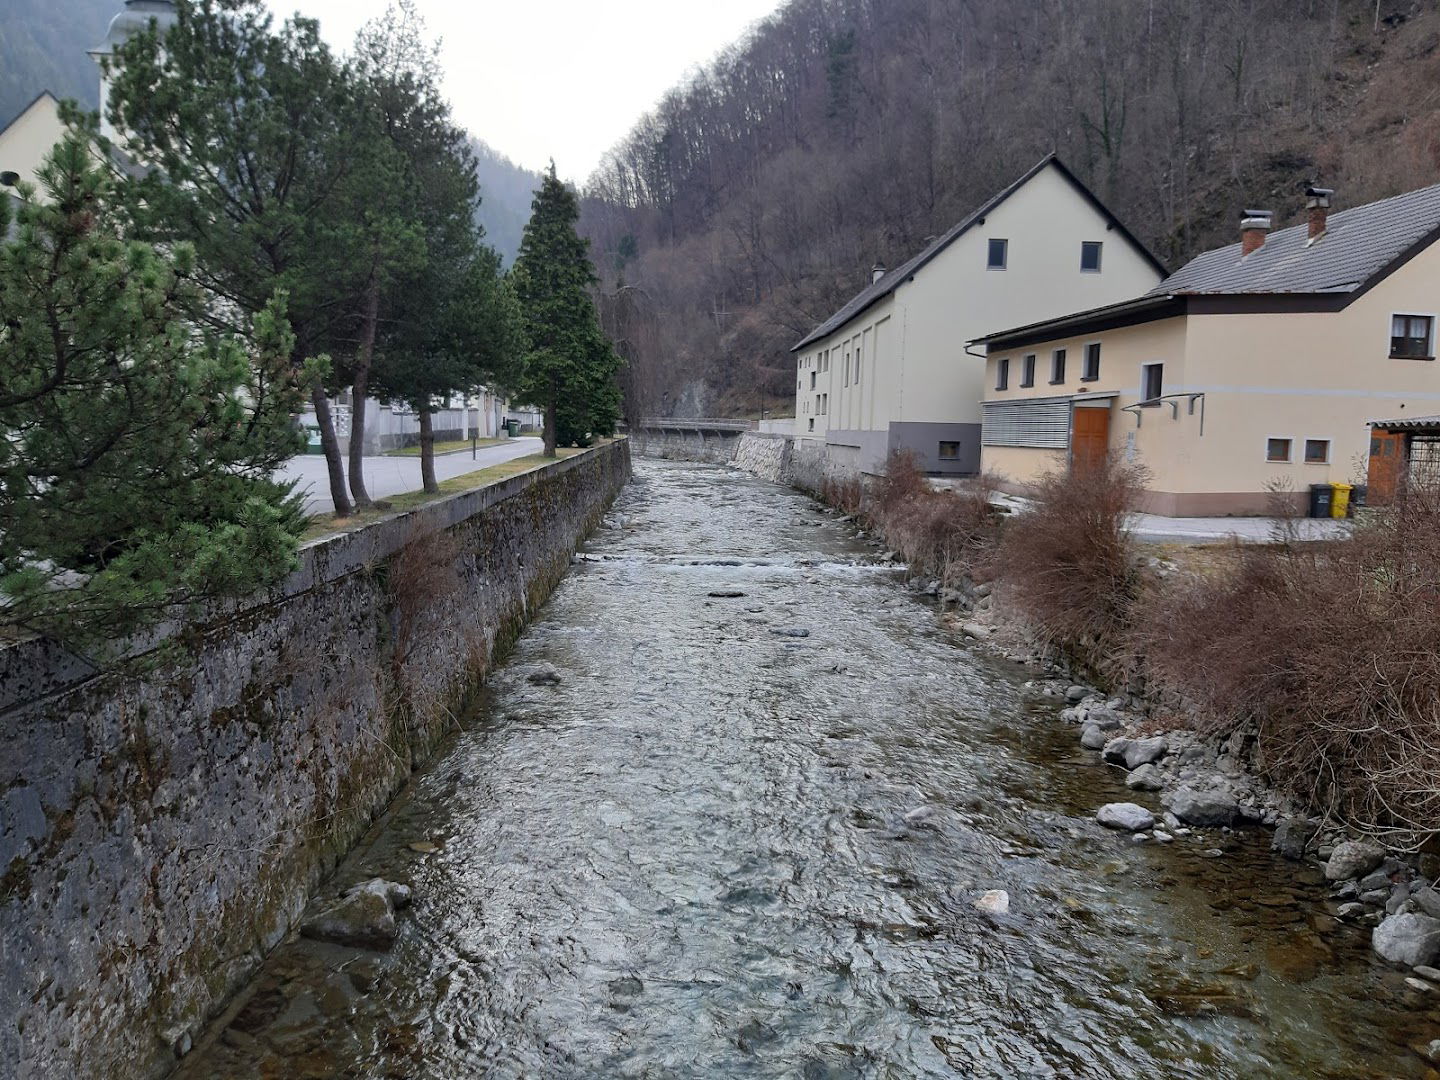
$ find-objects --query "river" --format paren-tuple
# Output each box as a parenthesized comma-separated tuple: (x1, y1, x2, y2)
(179, 459, 1435, 1079)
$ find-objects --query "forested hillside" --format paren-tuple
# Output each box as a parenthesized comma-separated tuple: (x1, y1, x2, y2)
(469, 138, 543, 265)
(0, 0, 113, 123)
(581, 0, 1440, 419)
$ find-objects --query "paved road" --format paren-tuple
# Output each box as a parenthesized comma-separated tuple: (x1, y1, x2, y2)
(279, 437, 544, 514)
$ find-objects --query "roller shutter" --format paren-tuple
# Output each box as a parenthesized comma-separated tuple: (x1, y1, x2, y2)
(982, 399, 1071, 449)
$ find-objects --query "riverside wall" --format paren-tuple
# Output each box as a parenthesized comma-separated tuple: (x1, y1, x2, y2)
(0, 440, 630, 1080)
(640, 430, 862, 494)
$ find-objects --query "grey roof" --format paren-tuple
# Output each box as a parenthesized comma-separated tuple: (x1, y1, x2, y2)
(791, 154, 1166, 352)
(1371, 414, 1440, 431)
(1151, 181, 1440, 296)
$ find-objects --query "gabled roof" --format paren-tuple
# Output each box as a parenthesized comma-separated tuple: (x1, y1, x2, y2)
(791, 154, 1166, 352)
(1152, 180, 1440, 296)
(0, 91, 59, 141)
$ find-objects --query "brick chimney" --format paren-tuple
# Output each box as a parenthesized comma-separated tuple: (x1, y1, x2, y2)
(1305, 185, 1334, 242)
(1240, 209, 1273, 255)
(871, 262, 886, 283)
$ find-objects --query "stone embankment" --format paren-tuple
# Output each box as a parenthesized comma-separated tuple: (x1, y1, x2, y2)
(0, 440, 630, 1080)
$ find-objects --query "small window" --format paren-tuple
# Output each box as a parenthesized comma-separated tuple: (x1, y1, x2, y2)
(1082, 342, 1102, 381)
(987, 238, 1008, 270)
(1266, 437, 1292, 463)
(808, 417, 814, 431)
(1050, 348, 1066, 384)
(995, 357, 1010, 391)
(1391, 314, 1434, 359)
(1304, 438, 1331, 464)
(938, 441, 960, 460)
(855, 341, 863, 383)
(1081, 241, 1103, 272)
(1021, 354, 1036, 388)
(1141, 363, 1163, 401)
(822, 393, 828, 414)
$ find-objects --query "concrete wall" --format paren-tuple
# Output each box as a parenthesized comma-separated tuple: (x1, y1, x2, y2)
(630, 426, 744, 464)
(0, 440, 631, 1080)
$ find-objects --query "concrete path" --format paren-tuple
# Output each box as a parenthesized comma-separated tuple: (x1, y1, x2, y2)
(279, 436, 544, 515)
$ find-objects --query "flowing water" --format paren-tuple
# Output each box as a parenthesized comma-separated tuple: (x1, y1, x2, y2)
(181, 460, 1439, 1079)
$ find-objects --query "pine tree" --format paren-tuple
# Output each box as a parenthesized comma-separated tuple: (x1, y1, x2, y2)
(511, 165, 622, 456)
(0, 138, 314, 654)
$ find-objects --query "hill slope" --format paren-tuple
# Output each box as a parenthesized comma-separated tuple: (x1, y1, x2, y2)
(582, 0, 1440, 418)
(0, 0, 113, 125)
(469, 139, 542, 265)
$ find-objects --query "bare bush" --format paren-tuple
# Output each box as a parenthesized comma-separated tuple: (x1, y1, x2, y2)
(995, 456, 1148, 666)
(868, 451, 1001, 587)
(1141, 483, 1440, 842)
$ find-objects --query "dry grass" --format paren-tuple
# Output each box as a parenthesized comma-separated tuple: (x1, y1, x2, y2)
(867, 451, 1001, 587)
(1139, 484, 1440, 843)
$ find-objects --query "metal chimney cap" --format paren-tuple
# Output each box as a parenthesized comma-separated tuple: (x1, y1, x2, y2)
(0, 171, 19, 187)
(1305, 185, 1335, 198)
(1241, 208, 1273, 221)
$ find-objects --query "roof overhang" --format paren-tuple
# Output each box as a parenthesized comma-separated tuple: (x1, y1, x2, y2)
(1371, 414, 1440, 433)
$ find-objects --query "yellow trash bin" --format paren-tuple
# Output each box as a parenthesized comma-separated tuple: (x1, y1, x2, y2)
(1330, 482, 1352, 519)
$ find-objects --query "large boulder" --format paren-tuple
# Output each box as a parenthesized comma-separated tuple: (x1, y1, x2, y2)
(1373, 912, 1440, 967)
(1270, 817, 1317, 861)
(1124, 737, 1169, 770)
(1097, 803, 1156, 832)
(1169, 786, 1241, 828)
(1125, 764, 1164, 792)
(301, 879, 413, 951)
(1325, 840, 1387, 882)
(1101, 737, 1134, 766)
(1080, 725, 1110, 750)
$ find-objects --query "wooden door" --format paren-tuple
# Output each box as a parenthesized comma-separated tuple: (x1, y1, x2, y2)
(1368, 429, 1406, 504)
(1071, 406, 1111, 475)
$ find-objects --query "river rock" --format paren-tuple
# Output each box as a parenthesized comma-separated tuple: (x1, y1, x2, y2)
(1124, 737, 1168, 770)
(1097, 803, 1156, 832)
(1373, 912, 1440, 967)
(1125, 764, 1164, 792)
(1065, 685, 1089, 703)
(1270, 817, 1316, 861)
(1336, 902, 1367, 920)
(1084, 707, 1125, 731)
(1169, 787, 1240, 828)
(974, 890, 1009, 915)
(1101, 737, 1134, 766)
(961, 623, 991, 640)
(300, 879, 412, 951)
(1414, 887, 1440, 920)
(526, 663, 562, 686)
(1080, 725, 1109, 750)
(1414, 964, 1440, 982)
(1325, 840, 1387, 882)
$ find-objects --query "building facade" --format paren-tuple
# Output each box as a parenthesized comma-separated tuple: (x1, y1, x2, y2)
(791, 156, 1165, 476)
(977, 184, 1440, 515)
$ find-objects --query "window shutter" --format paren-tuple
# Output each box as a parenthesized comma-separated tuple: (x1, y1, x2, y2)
(982, 400, 1071, 449)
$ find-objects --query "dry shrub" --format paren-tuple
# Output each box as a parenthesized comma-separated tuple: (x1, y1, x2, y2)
(870, 451, 1001, 587)
(995, 455, 1148, 665)
(1141, 484, 1440, 842)
(820, 473, 863, 515)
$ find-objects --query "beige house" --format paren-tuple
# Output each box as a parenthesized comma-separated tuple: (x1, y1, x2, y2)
(791, 155, 1165, 476)
(976, 183, 1440, 515)
(0, 92, 65, 195)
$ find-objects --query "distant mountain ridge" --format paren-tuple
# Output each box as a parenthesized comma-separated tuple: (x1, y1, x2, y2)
(469, 138, 542, 266)
(0, 0, 114, 126)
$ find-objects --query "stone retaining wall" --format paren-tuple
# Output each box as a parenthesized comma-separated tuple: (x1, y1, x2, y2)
(630, 426, 744, 464)
(0, 440, 631, 1080)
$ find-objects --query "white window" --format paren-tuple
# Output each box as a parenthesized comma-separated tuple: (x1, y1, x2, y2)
(1081, 241, 1103, 272)
(1266, 437, 1292, 463)
(1304, 438, 1331, 464)
(987, 238, 1008, 270)
(1141, 363, 1163, 401)
(1391, 314, 1435, 359)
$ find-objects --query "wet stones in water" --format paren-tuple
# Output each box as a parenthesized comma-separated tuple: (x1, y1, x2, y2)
(1373, 912, 1440, 967)
(1123, 737, 1168, 769)
(1167, 786, 1241, 828)
(708, 590, 746, 598)
(771, 627, 810, 638)
(736, 1018, 778, 1052)
(1065, 685, 1090, 703)
(973, 889, 1010, 915)
(525, 663, 562, 686)
(1097, 802, 1156, 832)
(1325, 839, 1387, 881)
(1271, 817, 1317, 861)
(1126, 764, 1164, 792)
(607, 976, 644, 1012)
(300, 879, 412, 951)
(1080, 725, 1109, 750)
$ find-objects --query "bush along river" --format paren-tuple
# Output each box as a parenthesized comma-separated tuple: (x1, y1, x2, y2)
(178, 459, 1439, 1079)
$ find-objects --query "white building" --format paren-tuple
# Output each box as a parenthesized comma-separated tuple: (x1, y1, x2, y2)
(790, 155, 1166, 475)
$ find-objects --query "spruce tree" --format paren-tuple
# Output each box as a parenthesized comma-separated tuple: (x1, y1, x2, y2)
(0, 138, 314, 654)
(511, 165, 622, 456)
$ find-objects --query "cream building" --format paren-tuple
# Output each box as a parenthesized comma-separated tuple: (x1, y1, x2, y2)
(0, 92, 66, 195)
(790, 155, 1165, 476)
(975, 184, 1440, 515)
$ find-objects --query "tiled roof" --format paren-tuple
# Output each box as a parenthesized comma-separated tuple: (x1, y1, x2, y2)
(1152, 181, 1440, 296)
(791, 154, 1165, 351)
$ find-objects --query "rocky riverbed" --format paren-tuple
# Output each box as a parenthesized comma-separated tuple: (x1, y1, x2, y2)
(176, 461, 1440, 1078)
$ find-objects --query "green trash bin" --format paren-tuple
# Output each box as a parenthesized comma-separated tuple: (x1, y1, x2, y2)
(505, 418, 521, 438)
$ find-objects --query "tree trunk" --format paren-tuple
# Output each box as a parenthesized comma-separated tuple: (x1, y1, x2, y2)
(544, 381, 558, 458)
(347, 272, 381, 508)
(310, 380, 352, 518)
(419, 407, 438, 494)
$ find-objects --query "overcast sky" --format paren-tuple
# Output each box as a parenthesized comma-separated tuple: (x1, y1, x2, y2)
(262, 0, 783, 185)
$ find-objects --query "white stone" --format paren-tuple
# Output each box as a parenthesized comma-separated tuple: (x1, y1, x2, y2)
(974, 889, 1010, 915)
(1096, 803, 1156, 833)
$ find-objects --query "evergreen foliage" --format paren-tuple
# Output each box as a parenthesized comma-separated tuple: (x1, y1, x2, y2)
(512, 166, 621, 455)
(0, 138, 313, 652)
